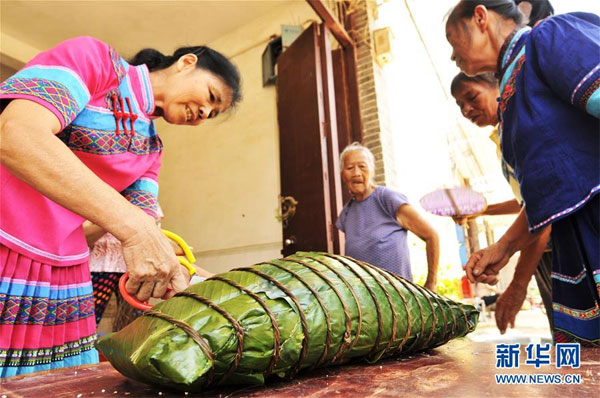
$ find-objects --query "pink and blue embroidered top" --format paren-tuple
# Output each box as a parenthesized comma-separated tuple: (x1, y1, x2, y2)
(0, 36, 162, 266)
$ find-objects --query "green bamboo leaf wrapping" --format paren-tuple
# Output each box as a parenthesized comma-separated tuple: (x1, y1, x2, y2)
(96, 252, 478, 391)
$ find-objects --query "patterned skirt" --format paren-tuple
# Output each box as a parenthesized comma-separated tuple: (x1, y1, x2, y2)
(0, 244, 98, 377)
(551, 194, 600, 347)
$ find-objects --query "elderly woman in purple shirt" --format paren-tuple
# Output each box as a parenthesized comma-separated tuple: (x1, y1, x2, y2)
(335, 143, 440, 291)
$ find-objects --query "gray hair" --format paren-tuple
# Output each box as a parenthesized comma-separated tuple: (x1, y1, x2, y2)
(339, 142, 376, 173)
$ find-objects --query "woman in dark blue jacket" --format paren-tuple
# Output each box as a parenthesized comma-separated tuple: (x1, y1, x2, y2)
(445, 0, 599, 346)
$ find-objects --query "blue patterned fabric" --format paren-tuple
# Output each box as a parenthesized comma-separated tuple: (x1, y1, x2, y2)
(122, 178, 159, 215)
(1, 339, 98, 378)
(57, 125, 162, 155)
(5, 66, 91, 110)
(336, 187, 412, 279)
(497, 13, 600, 232)
(0, 77, 81, 126)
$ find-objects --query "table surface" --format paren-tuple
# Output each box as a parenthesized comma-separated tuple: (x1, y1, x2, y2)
(2, 339, 599, 398)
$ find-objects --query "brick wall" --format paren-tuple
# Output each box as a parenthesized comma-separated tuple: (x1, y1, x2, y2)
(348, 0, 397, 188)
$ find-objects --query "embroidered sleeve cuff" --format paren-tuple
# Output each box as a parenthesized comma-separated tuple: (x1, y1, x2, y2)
(122, 178, 159, 218)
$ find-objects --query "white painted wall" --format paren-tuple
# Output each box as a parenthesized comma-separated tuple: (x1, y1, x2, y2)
(0, 32, 40, 70)
(157, 1, 318, 273)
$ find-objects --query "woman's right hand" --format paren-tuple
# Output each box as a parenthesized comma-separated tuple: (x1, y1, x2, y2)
(465, 239, 513, 285)
(118, 211, 188, 302)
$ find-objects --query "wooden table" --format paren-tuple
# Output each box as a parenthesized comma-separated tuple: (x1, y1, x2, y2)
(2, 339, 599, 398)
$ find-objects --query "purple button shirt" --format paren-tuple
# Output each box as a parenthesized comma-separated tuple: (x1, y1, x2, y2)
(336, 186, 412, 279)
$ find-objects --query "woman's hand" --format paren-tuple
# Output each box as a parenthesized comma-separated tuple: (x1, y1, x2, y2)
(493, 226, 550, 333)
(466, 209, 538, 285)
(82, 220, 107, 248)
(465, 239, 513, 285)
(451, 214, 473, 225)
(119, 211, 188, 302)
(495, 283, 528, 334)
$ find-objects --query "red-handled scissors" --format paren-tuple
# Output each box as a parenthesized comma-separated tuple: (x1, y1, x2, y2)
(119, 229, 196, 311)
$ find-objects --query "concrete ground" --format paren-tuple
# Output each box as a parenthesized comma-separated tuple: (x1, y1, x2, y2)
(467, 305, 553, 344)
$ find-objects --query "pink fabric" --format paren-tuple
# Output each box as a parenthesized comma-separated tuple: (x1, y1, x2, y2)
(0, 247, 95, 348)
(0, 37, 161, 266)
(419, 187, 487, 217)
(0, 244, 97, 375)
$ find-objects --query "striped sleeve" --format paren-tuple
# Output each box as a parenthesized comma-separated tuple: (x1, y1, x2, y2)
(121, 153, 162, 218)
(0, 36, 122, 129)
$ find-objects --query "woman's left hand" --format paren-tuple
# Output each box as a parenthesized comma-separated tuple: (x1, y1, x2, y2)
(178, 264, 194, 283)
(167, 237, 186, 256)
(495, 283, 527, 334)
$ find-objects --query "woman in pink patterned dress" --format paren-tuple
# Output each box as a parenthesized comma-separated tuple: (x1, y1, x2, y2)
(0, 36, 241, 376)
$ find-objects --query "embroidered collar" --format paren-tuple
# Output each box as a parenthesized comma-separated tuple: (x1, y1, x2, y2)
(496, 25, 531, 80)
(136, 64, 156, 117)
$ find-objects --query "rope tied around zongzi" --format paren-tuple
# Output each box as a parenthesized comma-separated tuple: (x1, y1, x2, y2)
(143, 309, 215, 386)
(284, 257, 354, 365)
(390, 274, 432, 351)
(352, 259, 400, 358)
(297, 253, 364, 358)
(208, 275, 282, 377)
(232, 267, 310, 378)
(263, 261, 333, 369)
(361, 263, 413, 354)
(174, 291, 245, 385)
(323, 254, 385, 360)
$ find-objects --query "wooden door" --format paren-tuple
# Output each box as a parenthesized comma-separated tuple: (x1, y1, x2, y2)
(277, 23, 339, 256)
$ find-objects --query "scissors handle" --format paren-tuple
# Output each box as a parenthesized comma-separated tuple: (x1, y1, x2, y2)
(118, 230, 196, 311)
(119, 272, 153, 311)
(162, 229, 196, 269)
